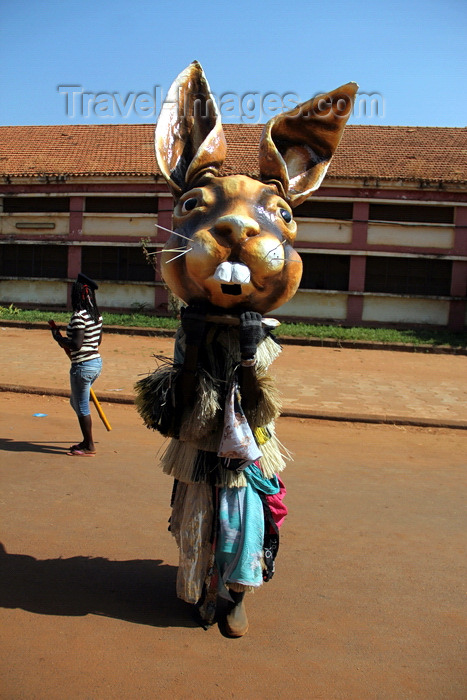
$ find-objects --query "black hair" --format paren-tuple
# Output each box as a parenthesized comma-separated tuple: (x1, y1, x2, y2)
(71, 281, 100, 322)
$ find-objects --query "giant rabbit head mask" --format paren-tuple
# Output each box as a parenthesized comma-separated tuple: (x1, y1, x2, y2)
(155, 61, 357, 314)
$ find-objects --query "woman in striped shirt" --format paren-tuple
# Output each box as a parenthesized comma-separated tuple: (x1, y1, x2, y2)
(51, 273, 103, 456)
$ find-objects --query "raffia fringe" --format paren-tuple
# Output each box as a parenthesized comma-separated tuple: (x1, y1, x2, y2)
(160, 424, 290, 486)
(260, 428, 290, 477)
(255, 334, 282, 371)
(161, 440, 249, 487)
(134, 363, 179, 435)
(245, 374, 282, 429)
(178, 372, 221, 442)
(134, 365, 173, 418)
(161, 440, 200, 482)
(134, 363, 223, 441)
(215, 328, 281, 373)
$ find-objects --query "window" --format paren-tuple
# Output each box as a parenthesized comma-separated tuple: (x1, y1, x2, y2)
(365, 257, 452, 296)
(81, 246, 154, 282)
(293, 201, 353, 220)
(85, 197, 158, 213)
(299, 254, 350, 290)
(3, 197, 70, 213)
(0, 244, 68, 277)
(369, 204, 454, 224)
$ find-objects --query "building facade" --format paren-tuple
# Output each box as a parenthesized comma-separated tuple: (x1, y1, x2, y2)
(1, 124, 466, 330)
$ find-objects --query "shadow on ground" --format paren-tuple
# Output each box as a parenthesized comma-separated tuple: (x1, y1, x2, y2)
(0, 439, 71, 455)
(0, 543, 196, 628)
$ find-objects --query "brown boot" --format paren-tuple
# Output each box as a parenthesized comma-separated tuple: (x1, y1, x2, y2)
(225, 591, 249, 637)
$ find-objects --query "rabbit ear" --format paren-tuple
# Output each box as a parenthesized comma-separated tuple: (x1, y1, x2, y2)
(155, 61, 227, 199)
(259, 82, 358, 207)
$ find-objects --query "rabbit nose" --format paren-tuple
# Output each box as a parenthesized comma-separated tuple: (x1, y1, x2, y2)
(214, 215, 260, 242)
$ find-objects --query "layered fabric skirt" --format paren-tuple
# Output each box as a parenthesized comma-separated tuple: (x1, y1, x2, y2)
(170, 464, 285, 608)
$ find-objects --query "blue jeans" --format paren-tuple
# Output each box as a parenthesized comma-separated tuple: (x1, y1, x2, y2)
(69, 357, 102, 417)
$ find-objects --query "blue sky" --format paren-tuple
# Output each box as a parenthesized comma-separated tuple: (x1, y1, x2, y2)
(1, 0, 466, 127)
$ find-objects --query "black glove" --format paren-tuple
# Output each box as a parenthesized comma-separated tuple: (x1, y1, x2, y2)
(239, 311, 264, 359)
(181, 303, 208, 346)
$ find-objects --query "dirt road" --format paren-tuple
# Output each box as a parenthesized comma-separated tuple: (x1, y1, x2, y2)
(1, 393, 465, 699)
(1, 326, 466, 426)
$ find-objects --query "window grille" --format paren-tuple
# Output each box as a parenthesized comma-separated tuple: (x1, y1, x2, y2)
(81, 246, 154, 282)
(3, 197, 70, 213)
(365, 256, 452, 296)
(293, 201, 353, 220)
(0, 244, 68, 277)
(85, 197, 158, 213)
(299, 254, 350, 290)
(369, 204, 453, 224)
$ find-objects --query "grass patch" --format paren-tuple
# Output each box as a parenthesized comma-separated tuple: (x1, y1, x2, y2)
(1, 306, 466, 348)
(0, 306, 180, 330)
(276, 322, 467, 347)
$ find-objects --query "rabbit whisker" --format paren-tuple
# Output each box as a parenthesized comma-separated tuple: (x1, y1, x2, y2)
(164, 248, 193, 263)
(173, 231, 193, 243)
(262, 240, 285, 260)
(147, 247, 188, 256)
(262, 241, 302, 265)
(154, 222, 176, 235)
(154, 222, 192, 243)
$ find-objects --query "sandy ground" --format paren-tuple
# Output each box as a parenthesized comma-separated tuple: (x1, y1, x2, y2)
(1, 326, 467, 426)
(1, 391, 466, 700)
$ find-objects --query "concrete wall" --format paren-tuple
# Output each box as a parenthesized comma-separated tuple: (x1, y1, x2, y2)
(362, 295, 449, 325)
(274, 291, 449, 327)
(0, 279, 159, 310)
(0, 214, 69, 236)
(367, 223, 455, 249)
(96, 281, 156, 309)
(274, 290, 348, 320)
(296, 219, 352, 245)
(82, 214, 157, 238)
(0, 279, 67, 306)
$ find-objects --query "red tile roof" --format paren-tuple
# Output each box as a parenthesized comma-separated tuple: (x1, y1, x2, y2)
(0, 124, 465, 184)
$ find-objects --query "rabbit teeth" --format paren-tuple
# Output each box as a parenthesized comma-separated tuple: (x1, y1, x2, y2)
(214, 262, 251, 284)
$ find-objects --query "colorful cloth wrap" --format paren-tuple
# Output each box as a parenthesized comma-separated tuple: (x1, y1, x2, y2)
(217, 378, 262, 471)
(216, 463, 280, 598)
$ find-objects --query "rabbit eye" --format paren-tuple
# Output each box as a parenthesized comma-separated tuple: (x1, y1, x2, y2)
(279, 208, 292, 223)
(182, 197, 198, 212)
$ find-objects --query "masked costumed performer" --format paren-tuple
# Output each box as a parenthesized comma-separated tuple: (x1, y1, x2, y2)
(135, 62, 356, 636)
(51, 273, 103, 456)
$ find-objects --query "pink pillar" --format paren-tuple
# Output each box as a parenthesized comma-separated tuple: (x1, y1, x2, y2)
(154, 196, 173, 311)
(349, 256, 366, 292)
(69, 196, 84, 238)
(347, 202, 369, 324)
(347, 295, 364, 325)
(448, 260, 467, 331)
(66, 246, 82, 309)
(67, 197, 84, 309)
(453, 206, 467, 255)
(156, 196, 173, 244)
(352, 201, 369, 248)
(448, 208, 467, 330)
(347, 257, 366, 324)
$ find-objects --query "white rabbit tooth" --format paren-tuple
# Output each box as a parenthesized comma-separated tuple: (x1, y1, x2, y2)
(214, 262, 233, 282)
(231, 263, 251, 284)
(213, 262, 251, 284)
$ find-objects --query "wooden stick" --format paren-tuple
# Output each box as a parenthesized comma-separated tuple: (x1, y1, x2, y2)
(90, 387, 112, 431)
(206, 314, 240, 325)
(205, 314, 280, 328)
